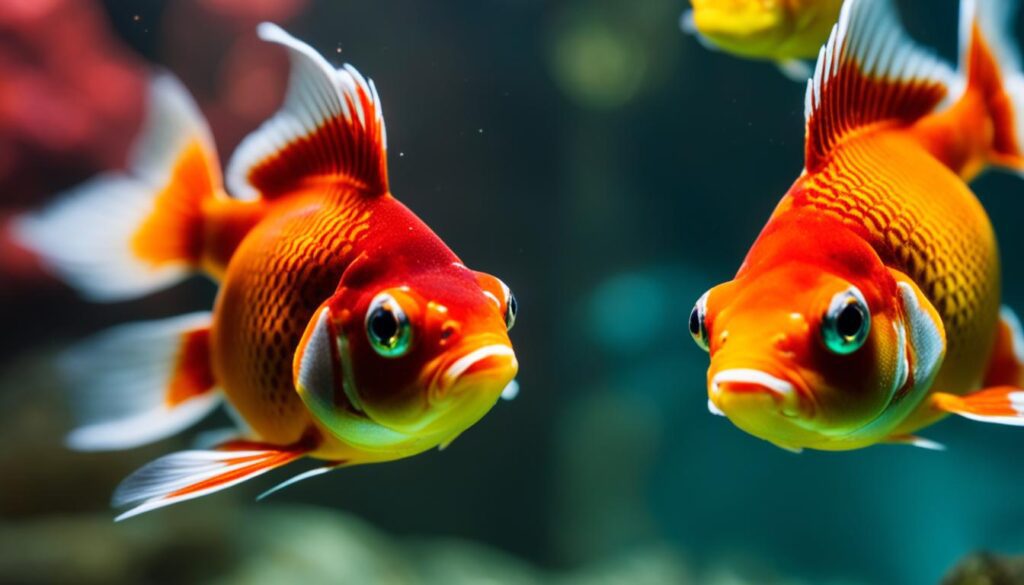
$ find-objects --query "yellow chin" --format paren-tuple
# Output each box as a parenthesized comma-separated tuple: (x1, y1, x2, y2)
(413, 342, 519, 438)
(692, 3, 787, 56)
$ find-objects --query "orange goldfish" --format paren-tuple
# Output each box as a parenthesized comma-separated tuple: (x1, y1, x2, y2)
(690, 0, 1024, 452)
(683, 0, 845, 80)
(16, 24, 519, 519)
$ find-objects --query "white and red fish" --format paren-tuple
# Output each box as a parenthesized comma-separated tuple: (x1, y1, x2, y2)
(16, 24, 519, 519)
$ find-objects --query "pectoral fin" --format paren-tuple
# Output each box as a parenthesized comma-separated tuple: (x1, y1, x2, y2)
(113, 439, 311, 520)
(885, 434, 946, 451)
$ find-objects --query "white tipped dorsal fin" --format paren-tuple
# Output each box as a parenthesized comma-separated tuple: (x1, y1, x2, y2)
(803, 0, 956, 171)
(226, 23, 388, 201)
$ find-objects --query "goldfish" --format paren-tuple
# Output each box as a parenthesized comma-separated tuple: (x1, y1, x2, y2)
(683, 0, 845, 80)
(690, 0, 1024, 452)
(15, 23, 519, 519)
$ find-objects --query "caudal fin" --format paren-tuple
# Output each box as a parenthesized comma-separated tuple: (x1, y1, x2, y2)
(960, 0, 1024, 171)
(14, 74, 223, 301)
(62, 313, 221, 451)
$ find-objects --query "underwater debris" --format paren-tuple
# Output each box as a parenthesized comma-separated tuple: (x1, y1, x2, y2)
(943, 553, 1024, 585)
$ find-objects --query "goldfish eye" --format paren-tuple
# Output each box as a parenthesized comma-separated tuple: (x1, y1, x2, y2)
(366, 293, 412, 358)
(821, 288, 870, 355)
(504, 290, 518, 331)
(689, 291, 710, 352)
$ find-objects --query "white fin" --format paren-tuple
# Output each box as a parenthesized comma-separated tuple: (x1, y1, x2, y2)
(887, 435, 946, 451)
(226, 22, 388, 201)
(62, 312, 219, 451)
(803, 0, 955, 170)
(776, 59, 813, 82)
(256, 463, 342, 501)
(14, 74, 221, 301)
(113, 444, 307, 520)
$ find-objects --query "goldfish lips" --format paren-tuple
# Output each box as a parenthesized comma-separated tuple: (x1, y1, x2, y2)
(709, 368, 815, 421)
(414, 336, 519, 436)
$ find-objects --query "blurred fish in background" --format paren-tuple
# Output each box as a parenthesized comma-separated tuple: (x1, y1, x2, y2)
(682, 0, 845, 80)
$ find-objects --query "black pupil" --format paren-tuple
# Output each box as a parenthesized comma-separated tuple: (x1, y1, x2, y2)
(689, 306, 701, 337)
(836, 303, 864, 339)
(507, 294, 517, 319)
(370, 308, 399, 343)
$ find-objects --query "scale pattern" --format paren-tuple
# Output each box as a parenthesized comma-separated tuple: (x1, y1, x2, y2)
(211, 190, 373, 444)
(790, 130, 1000, 390)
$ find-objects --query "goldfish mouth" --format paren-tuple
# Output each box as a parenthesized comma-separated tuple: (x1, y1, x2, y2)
(710, 368, 813, 419)
(438, 344, 517, 390)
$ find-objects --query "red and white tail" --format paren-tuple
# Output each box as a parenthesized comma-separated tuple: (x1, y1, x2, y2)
(62, 313, 220, 451)
(959, 0, 1024, 171)
(14, 74, 222, 301)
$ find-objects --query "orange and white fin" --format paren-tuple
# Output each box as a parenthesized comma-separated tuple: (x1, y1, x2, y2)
(958, 0, 1024, 171)
(225, 22, 388, 201)
(113, 440, 309, 520)
(885, 434, 946, 451)
(933, 387, 1024, 426)
(62, 312, 220, 451)
(982, 307, 1024, 387)
(14, 74, 222, 301)
(803, 0, 956, 171)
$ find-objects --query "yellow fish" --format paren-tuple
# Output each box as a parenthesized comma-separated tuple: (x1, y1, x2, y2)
(683, 0, 845, 79)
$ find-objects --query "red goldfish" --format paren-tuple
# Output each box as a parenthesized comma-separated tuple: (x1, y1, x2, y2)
(691, 0, 1024, 452)
(16, 23, 519, 519)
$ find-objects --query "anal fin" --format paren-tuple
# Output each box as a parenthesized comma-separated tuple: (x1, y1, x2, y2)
(114, 439, 310, 520)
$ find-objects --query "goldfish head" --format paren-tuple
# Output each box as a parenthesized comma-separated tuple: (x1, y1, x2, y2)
(691, 221, 945, 450)
(689, 0, 792, 58)
(294, 256, 518, 454)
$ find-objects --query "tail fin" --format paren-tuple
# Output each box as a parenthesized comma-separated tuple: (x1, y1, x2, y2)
(14, 74, 223, 301)
(62, 313, 221, 451)
(959, 0, 1024, 171)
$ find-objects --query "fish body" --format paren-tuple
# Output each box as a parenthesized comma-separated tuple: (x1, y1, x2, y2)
(691, 0, 1024, 451)
(685, 0, 844, 78)
(16, 24, 519, 517)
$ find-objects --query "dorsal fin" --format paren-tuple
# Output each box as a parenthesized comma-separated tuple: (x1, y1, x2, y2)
(803, 0, 956, 171)
(226, 23, 388, 200)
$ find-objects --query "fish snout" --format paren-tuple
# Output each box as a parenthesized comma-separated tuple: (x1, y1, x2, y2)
(431, 338, 518, 403)
(709, 368, 811, 419)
